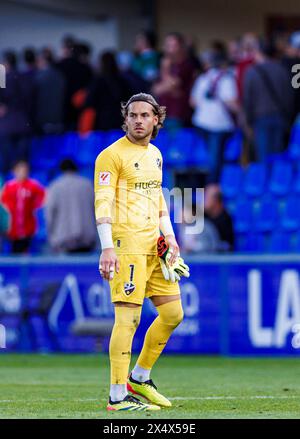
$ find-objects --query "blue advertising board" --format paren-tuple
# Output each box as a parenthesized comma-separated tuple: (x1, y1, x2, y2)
(0, 254, 300, 356)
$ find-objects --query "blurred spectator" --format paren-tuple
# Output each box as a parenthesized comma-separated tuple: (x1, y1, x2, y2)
(281, 31, 300, 119)
(20, 47, 37, 132)
(243, 39, 294, 162)
(190, 47, 239, 183)
(116, 51, 148, 94)
(59, 34, 76, 60)
(0, 51, 31, 174)
(235, 33, 258, 99)
(76, 41, 92, 66)
(0, 203, 10, 252)
(227, 38, 241, 66)
(185, 36, 203, 74)
(132, 30, 160, 84)
(204, 184, 234, 251)
(0, 160, 45, 253)
(200, 49, 214, 72)
(178, 202, 221, 254)
(45, 159, 96, 253)
(152, 32, 196, 126)
(56, 35, 93, 130)
(35, 48, 65, 134)
(83, 51, 131, 131)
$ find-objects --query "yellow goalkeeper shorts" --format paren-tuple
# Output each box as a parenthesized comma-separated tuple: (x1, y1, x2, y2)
(109, 254, 180, 305)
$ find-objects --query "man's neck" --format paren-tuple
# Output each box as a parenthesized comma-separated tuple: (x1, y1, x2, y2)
(126, 133, 150, 147)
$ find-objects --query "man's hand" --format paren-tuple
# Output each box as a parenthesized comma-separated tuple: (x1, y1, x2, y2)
(165, 235, 179, 266)
(157, 236, 190, 283)
(99, 248, 120, 281)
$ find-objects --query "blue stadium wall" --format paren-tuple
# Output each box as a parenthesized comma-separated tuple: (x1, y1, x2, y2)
(0, 255, 300, 356)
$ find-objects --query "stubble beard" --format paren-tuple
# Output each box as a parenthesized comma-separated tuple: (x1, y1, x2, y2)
(128, 127, 153, 142)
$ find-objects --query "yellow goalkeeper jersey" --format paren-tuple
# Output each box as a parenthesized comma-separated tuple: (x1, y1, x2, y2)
(94, 135, 168, 255)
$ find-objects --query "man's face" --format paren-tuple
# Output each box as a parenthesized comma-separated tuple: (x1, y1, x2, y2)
(13, 163, 29, 181)
(125, 101, 158, 141)
(164, 36, 181, 57)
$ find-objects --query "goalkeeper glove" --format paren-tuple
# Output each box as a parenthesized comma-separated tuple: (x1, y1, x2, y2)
(157, 236, 190, 283)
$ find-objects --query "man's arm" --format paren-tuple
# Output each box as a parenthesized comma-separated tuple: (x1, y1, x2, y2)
(94, 148, 121, 280)
(242, 67, 254, 125)
(33, 182, 46, 210)
(45, 185, 56, 235)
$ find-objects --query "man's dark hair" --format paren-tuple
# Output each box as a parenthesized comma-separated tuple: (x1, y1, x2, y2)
(23, 47, 36, 66)
(62, 34, 75, 49)
(139, 30, 157, 49)
(3, 50, 17, 69)
(210, 40, 229, 67)
(258, 37, 277, 58)
(121, 93, 166, 140)
(62, 35, 76, 57)
(77, 42, 91, 57)
(99, 51, 119, 76)
(73, 43, 91, 60)
(59, 158, 78, 173)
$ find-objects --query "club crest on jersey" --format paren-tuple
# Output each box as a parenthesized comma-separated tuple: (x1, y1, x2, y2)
(124, 282, 135, 296)
(156, 158, 162, 169)
(134, 162, 140, 170)
(99, 172, 111, 185)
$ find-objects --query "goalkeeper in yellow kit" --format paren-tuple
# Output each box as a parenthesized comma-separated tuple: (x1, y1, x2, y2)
(94, 93, 189, 412)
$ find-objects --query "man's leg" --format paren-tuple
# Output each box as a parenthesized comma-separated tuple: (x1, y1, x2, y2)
(109, 302, 141, 402)
(128, 295, 184, 406)
(254, 116, 269, 162)
(107, 255, 161, 411)
(133, 295, 183, 375)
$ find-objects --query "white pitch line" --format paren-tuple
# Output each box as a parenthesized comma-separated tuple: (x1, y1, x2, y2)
(169, 395, 300, 400)
(0, 395, 299, 403)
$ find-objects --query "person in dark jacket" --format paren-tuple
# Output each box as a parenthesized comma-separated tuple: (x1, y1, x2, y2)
(20, 47, 37, 133)
(0, 51, 31, 174)
(35, 48, 65, 134)
(243, 39, 294, 161)
(204, 184, 234, 252)
(84, 51, 132, 130)
(56, 36, 93, 130)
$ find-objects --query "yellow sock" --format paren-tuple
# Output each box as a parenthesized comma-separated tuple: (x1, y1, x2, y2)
(109, 306, 141, 384)
(136, 299, 184, 370)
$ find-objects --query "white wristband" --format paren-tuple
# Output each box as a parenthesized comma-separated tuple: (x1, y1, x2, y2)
(97, 223, 114, 249)
(159, 215, 175, 237)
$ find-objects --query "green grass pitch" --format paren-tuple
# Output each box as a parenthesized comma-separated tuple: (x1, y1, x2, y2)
(0, 354, 299, 419)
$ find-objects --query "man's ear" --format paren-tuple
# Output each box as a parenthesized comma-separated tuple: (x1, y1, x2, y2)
(154, 115, 159, 126)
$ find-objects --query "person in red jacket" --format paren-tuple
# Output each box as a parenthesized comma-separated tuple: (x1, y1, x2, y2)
(1, 160, 46, 253)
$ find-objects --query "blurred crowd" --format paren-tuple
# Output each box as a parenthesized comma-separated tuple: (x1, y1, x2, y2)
(0, 159, 97, 254)
(1, 29, 300, 254)
(0, 159, 232, 255)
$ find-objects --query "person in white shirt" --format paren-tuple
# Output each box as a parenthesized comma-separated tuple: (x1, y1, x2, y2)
(190, 49, 239, 183)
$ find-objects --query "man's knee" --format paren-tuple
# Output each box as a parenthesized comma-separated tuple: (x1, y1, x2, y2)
(157, 300, 184, 328)
(113, 303, 142, 330)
